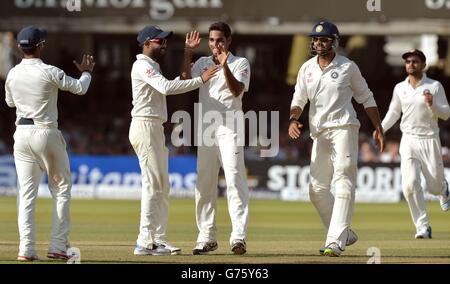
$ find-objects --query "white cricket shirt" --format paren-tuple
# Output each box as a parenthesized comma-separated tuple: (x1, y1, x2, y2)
(131, 54, 203, 122)
(382, 74, 450, 137)
(5, 58, 91, 128)
(290, 54, 377, 137)
(192, 53, 250, 135)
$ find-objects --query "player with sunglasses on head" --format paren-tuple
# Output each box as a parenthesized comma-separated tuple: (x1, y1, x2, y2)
(288, 21, 385, 257)
(129, 26, 218, 256)
(380, 49, 450, 239)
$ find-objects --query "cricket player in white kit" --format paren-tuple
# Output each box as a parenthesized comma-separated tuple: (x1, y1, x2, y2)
(288, 21, 385, 257)
(5, 25, 95, 261)
(380, 49, 450, 239)
(181, 22, 251, 255)
(130, 26, 218, 256)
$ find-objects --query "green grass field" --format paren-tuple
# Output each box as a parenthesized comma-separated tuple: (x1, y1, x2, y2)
(0, 196, 449, 264)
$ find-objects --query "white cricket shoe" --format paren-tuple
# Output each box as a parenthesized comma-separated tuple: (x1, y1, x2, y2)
(192, 241, 218, 255)
(346, 229, 358, 246)
(133, 244, 171, 256)
(319, 228, 358, 255)
(440, 180, 450, 212)
(47, 251, 69, 260)
(17, 255, 39, 262)
(231, 239, 247, 255)
(415, 226, 432, 239)
(323, 243, 343, 257)
(154, 242, 181, 255)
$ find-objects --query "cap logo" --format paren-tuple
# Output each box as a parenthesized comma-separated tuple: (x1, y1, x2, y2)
(315, 25, 323, 32)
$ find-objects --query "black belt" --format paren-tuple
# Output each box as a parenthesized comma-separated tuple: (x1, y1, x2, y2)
(18, 118, 34, 125)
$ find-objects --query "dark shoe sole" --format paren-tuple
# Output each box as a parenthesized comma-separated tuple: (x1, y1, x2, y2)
(192, 243, 218, 255)
(231, 243, 246, 255)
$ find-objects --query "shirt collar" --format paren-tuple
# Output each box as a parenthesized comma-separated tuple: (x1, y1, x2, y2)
(314, 53, 339, 70)
(405, 73, 427, 87)
(137, 54, 157, 65)
(20, 58, 43, 64)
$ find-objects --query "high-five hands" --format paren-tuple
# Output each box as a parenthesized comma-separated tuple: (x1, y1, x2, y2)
(73, 54, 95, 73)
(185, 31, 201, 50)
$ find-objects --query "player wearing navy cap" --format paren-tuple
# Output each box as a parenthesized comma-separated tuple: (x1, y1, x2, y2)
(288, 21, 385, 256)
(130, 26, 218, 256)
(381, 49, 450, 239)
(5, 25, 95, 261)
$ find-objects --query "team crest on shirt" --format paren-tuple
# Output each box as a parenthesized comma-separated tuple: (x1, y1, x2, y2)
(331, 72, 339, 79)
(145, 68, 155, 77)
(241, 68, 249, 79)
(306, 72, 314, 83)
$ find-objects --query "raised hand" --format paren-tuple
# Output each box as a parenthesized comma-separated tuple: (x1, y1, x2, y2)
(423, 89, 433, 106)
(200, 65, 220, 83)
(73, 54, 95, 73)
(216, 43, 229, 66)
(288, 120, 303, 139)
(185, 31, 201, 50)
(372, 128, 385, 152)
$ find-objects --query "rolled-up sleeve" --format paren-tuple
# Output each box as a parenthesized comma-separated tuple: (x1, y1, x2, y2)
(290, 65, 308, 110)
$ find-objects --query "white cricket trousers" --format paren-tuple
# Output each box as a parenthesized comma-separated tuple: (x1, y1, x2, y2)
(399, 134, 445, 234)
(309, 126, 359, 250)
(195, 133, 249, 244)
(13, 125, 72, 257)
(129, 118, 170, 248)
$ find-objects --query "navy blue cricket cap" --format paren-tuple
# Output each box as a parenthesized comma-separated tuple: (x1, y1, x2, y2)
(17, 25, 47, 49)
(137, 26, 173, 45)
(402, 49, 426, 63)
(309, 21, 340, 39)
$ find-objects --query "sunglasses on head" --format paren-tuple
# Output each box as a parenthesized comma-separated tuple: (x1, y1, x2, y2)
(148, 38, 167, 45)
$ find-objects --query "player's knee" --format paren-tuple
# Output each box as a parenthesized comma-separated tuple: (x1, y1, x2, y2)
(335, 186, 353, 200)
(402, 179, 420, 197)
(309, 183, 330, 199)
(425, 179, 442, 196)
(334, 163, 357, 182)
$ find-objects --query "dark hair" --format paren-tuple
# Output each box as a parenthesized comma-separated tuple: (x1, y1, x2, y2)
(20, 46, 38, 55)
(209, 22, 232, 38)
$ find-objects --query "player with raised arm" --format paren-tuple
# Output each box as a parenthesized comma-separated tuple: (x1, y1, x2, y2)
(5, 25, 95, 261)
